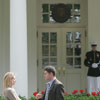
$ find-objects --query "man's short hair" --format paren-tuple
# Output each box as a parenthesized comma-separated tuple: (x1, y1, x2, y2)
(44, 66, 56, 76)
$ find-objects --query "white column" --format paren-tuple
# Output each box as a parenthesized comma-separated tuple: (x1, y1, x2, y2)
(88, 0, 100, 50)
(10, 0, 28, 97)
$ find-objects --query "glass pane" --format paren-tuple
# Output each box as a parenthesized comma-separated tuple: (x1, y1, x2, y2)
(66, 58, 73, 68)
(75, 58, 81, 68)
(50, 58, 57, 67)
(74, 32, 81, 43)
(42, 58, 49, 67)
(42, 32, 49, 43)
(74, 44, 81, 56)
(66, 45, 73, 56)
(43, 14, 49, 23)
(74, 4, 80, 23)
(50, 4, 56, 23)
(74, 15, 80, 23)
(41, 4, 81, 23)
(50, 15, 55, 23)
(50, 4, 56, 11)
(50, 32, 57, 43)
(42, 4, 49, 13)
(74, 4, 80, 14)
(66, 32, 73, 43)
(66, 17, 73, 23)
(42, 45, 49, 56)
(67, 4, 72, 10)
(66, 4, 73, 23)
(50, 45, 57, 56)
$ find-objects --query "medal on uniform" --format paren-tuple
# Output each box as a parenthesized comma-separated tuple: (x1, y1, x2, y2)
(97, 53, 99, 57)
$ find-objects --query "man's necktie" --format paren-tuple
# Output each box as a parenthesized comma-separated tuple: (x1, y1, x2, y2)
(45, 83, 51, 100)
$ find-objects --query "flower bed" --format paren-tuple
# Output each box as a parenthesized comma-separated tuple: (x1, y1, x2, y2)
(1, 90, 100, 100)
(32, 90, 100, 100)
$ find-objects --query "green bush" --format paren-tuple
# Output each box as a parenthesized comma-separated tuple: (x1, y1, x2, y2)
(0, 96, 5, 100)
(28, 96, 35, 100)
(64, 95, 100, 100)
(1, 90, 100, 100)
(19, 95, 27, 100)
(1, 95, 100, 100)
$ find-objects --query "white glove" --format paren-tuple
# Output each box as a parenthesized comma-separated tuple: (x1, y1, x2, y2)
(92, 63, 98, 68)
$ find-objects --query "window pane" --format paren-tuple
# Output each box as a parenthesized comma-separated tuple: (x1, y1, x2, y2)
(66, 17, 73, 23)
(42, 3, 81, 23)
(74, 4, 80, 14)
(42, 45, 49, 56)
(74, 32, 81, 43)
(42, 32, 49, 43)
(42, 4, 49, 13)
(50, 32, 57, 43)
(66, 32, 73, 43)
(66, 4, 73, 23)
(50, 4, 56, 23)
(66, 58, 73, 68)
(75, 58, 81, 68)
(66, 45, 73, 56)
(50, 4, 56, 11)
(74, 44, 81, 56)
(50, 45, 57, 56)
(74, 15, 80, 23)
(42, 14, 49, 23)
(50, 58, 57, 67)
(42, 58, 49, 67)
(50, 15, 55, 23)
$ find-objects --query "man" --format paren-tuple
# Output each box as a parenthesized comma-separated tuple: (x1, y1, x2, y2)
(84, 42, 100, 93)
(36, 66, 64, 100)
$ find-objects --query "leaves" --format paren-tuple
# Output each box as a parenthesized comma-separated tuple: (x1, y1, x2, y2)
(1, 90, 100, 100)
(64, 95, 100, 100)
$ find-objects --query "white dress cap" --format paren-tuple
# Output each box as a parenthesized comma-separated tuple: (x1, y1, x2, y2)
(91, 42, 97, 46)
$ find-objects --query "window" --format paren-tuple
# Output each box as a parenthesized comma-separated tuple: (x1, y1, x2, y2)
(66, 32, 81, 68)
(42, 3, 80, 23)
(42, 32, 57, 67)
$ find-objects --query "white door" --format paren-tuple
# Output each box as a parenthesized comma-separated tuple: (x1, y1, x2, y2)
(60, 28, 86, 93)
(37, 28, 86, 93)
(37, 28, 61, 91)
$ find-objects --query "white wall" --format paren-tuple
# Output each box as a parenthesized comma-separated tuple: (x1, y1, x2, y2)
(0, 0, 10, 95)
(27, 0, 37, 97)
(88, 0, 100, 50)
(0, 0, 37, 97)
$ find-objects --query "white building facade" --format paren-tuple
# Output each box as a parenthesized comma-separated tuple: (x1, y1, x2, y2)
(0, 0, 100, 98)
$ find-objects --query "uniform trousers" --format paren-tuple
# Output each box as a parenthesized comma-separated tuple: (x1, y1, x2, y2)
(88, 76, 100, 93)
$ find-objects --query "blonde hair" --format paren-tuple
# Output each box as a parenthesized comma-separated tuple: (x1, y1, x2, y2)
(3, 72, 15, 96)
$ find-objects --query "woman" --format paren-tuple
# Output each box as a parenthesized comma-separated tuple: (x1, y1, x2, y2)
(3, 72, 21, 100)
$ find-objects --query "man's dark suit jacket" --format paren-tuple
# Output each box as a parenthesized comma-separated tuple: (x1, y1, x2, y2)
(40, 79, 65, 100)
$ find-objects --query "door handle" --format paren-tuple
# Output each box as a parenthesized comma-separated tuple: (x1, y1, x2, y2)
(62, 67, 66, 75)
(57, 67, 61, 75)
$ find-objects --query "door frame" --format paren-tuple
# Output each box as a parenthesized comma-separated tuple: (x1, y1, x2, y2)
(37, 27, 87, 92)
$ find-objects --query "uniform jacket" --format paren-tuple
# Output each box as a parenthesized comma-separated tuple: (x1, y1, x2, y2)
(84, 50, 100, 77)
